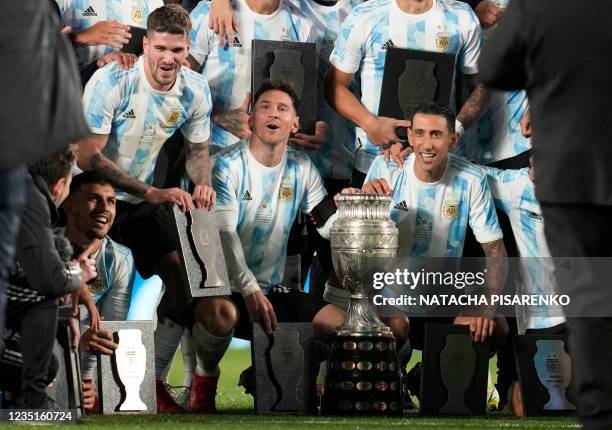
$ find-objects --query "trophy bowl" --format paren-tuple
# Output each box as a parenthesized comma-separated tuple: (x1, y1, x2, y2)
(330, 193, 398, 336)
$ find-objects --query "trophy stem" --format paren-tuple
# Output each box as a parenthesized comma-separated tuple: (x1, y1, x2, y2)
(338, 292, 391, 335)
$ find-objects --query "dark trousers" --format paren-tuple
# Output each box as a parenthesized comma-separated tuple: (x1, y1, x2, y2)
(541, 203, 612, 430)
(0, 165, 27, 357)
(5, 298, 59, 408)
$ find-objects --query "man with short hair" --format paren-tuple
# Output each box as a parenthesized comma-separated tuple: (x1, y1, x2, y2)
(186, 80, 346, 413)
(3, 146, 96, 410)
(62, 172, 137, 380)
(356, 102, 508, 349)
(76, 4, 215, 413)
(327, 0, 488, 186)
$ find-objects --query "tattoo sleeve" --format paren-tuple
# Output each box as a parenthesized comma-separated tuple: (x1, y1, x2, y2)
(456, 74, 490, 128)
(481, 238, 508, 297)
(212, 106, 247, 137)
(185, 139, 212, 186)
(90, 153, 150, 198)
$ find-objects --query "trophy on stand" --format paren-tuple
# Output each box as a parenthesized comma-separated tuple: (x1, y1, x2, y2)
(322, 194, 402, 415)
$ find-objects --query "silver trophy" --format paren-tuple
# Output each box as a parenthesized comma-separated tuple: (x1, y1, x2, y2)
(330, 193, 398, 335)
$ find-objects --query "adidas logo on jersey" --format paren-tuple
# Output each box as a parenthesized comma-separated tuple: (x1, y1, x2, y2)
(242, 190, 252, 201)
(394, 200, 409, 212)
(123, 109, 136, 119)
(83, 6, 97, 16)
(232, 35, 242, 47)
(382, 39, 395, 50)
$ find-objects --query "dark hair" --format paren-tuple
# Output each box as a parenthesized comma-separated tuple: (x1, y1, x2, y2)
(70, 171, 113, 194)
(147, 4, 191, 37)
(412, 102, 456, 132)
(253, 79, 300, 114)
(28, 145, 75, 187)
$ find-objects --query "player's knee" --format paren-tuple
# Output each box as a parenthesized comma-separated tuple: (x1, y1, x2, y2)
(194, 298, 237, 336)
(312, 304, 345, 339)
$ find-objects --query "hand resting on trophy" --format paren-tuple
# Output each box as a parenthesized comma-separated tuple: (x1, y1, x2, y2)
(245, 290, 279, 335)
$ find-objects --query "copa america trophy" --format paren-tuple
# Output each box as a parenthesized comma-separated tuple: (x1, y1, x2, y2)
(323, 194, 402, 415)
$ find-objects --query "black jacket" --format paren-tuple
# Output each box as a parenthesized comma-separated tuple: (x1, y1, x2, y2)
(8, 174, 81, 302)
(479, 0, 612, 205)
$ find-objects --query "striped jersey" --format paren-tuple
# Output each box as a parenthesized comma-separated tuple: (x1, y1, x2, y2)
(330, 0, 482, 173)
(82, 56, 212, 203)
(190, 0, 316, 152)
(56, 0, 163, 66)
(213, 141, 327, 293)
(485, 166, 565, 330)
(365, 153, 502, 257)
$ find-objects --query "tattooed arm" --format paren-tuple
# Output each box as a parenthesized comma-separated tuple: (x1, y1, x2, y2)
(211, 94, 252, 139)
(481, 238, 508, 297)
(185, 138, 216, 209)
(456, 73, 490, 129)
(76, 134, 193, 211)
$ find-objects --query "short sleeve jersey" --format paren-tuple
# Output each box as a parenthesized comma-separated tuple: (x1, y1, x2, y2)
(365, 153, 502, 257)
(190, 0, 316, 152)
(82, 56, 212, 203)
(213, 141, 327, 293)
(330, 0, 482, 173)
(485, 166, 565, 329)
(56, 0, 163, 66)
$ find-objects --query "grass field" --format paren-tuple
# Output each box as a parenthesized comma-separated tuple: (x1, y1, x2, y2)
(5, 345, 578, 429)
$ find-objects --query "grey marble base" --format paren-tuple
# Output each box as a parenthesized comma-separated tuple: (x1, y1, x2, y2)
(97, 321, 156, 415)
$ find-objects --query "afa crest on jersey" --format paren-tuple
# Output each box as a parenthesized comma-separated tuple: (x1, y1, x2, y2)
(435, 32, 452, 51)
(132, 7, 144, 24)
(279, 185, 293, 202)
(443, 200, 458, 219)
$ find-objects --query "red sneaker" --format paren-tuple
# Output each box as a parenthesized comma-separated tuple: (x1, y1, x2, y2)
(156, 379, 185, 414)
(190, 374, 219, 413)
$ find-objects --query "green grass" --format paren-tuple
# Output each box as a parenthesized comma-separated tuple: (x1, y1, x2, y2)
(3, 347, 579, 429)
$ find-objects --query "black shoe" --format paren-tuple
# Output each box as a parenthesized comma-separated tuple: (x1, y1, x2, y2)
(404, 362, 422, 402)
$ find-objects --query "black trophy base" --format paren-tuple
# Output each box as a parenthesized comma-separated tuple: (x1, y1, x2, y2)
(322, 333, 402, 416)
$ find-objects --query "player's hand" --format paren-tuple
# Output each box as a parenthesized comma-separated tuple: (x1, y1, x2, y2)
(244, 290, 278, 335)
(474, 0, 504, 28)
(289, 121, 327, 151)
(381, 142, 413, 168)
(208, 0, 237, 47)
(520, 110, 532, 138)
(454, 316, 496, 343)
(362, 179, 392, 196)
(334, 188, 362, 206)
(145, 187, 192, 212)
(81, 328, 117, 355)
(82, 379, 97, 412)
(215, 94, 252, 139)
(96, 52, 138, 69)
(73, 20, 131, 48)
(192, 185, 216, 210)
(77, 258, 97, 284)
(363, 116, 411, 147)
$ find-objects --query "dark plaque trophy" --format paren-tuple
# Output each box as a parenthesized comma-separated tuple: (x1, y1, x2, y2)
(378, 48, 456, 143)
(252, 322, 316, 414)
(252, 40, 317, 135)
(170, 205, 231, 299)
(46, 306, 84, 420)
(97, 321, 156, 414)
(322, 194, 402, 415)
(514, 335, 576, 416)
(420, 324, 489, 415)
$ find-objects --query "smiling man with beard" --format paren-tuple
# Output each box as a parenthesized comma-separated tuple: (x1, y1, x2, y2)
(62, 172, 136, 384)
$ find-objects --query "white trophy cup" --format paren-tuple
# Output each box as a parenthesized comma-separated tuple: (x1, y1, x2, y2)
(115, 329, 147, 411)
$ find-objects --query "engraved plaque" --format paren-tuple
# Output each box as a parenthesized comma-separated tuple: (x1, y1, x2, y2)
(252, 40, 317, 135)
(170, 205, 231, 298)
(252, 322, 316, 414)
(98, 321, 156, 414)
(421, 324, 489, 415)
(515, 335, 576, 416)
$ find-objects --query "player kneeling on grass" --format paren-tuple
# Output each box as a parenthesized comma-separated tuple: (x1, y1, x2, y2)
(187, 80, 346, 413)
